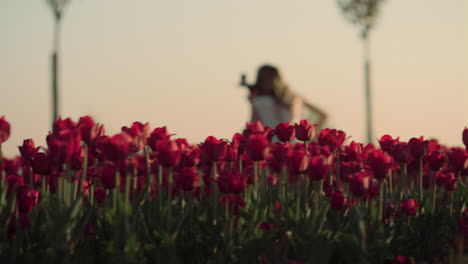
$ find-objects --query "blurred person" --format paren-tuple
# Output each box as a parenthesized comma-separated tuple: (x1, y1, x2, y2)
(240, 64, 327, 129)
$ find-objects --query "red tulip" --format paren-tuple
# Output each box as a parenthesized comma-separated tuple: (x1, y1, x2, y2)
(287, 150, 309, 175)
(349, 171, 370, 197)
(122, 122, 151, 153)
(393, 141, 410, 163)
(217, 170, 247, 194)
(426, 151, 445, 171)
(341, 141, 364, 162)
(101, 165, 117, 190)
(271, 142, 293, 163)
(84, 223, 95, 235)
(275, 122, 295, 142)
(156, 140, 182, 167)
(365, 149, 393, 180)
(318, 128, 346, 151)
(463, 127, 468, 150)
(102, 132, 133, 162)
(47, 128, 82, 165)
(408, 137, 428, 159)
(179, 147, 201, 168)
(458, 208, 468, 238)
(174, 167, 199, 192)
(379, 135, 398, 155)
(446, 148, 467, 172)
(294, 120, 316, 141)
(245, 134, 269, 161)
(3, 157, 21, 175)
(18, 212, 30, 230)
(18, 139, 39, 162)
(330, 191, 348, 211)
(31, 152, 51, 175)
(53, 117, 76, 134)
(147, 127, 172, 151)
(7, 213, 16, 239)
(259, 222, 275, 231)
(199, 136, 227, 163)
(307, 155, 330, 181)
(78, 116, 105, 145)
(0, 116, 10, 144)
(94, 187, 106, 203)
(243, 120, 266, 137)
(400, 198, 419, 216)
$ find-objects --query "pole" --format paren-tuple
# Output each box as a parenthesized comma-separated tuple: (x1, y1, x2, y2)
(364, 36, 373, 144)
(51, 16, 61, 124)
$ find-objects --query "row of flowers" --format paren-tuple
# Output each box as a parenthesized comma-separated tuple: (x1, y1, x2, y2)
(0, 115, 467, 263)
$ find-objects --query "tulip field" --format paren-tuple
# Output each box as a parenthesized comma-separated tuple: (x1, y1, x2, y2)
(0, 116, 467, 263)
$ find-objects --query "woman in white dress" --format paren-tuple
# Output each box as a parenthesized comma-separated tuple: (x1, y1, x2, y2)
(243, 64, 327, 129)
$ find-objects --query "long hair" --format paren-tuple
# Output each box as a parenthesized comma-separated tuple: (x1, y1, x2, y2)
(252, 65, 294, 108)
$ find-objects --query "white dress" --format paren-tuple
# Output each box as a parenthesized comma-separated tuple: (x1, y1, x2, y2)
(251, 95, 303, 128)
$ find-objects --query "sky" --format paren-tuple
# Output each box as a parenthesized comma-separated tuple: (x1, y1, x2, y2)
(1, 0, 467, 157)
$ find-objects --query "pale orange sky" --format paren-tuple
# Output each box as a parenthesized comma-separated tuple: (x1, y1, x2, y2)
(1, 0, 467, 157)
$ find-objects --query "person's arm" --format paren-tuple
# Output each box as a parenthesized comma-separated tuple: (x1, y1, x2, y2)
(303, 100, 327, 127)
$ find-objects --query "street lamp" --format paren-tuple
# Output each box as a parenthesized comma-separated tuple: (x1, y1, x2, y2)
(337, 0, 386, 144)
(46, 0, 71, 124)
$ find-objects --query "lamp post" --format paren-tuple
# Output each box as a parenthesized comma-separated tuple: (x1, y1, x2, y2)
(46, 0, 71, 124)
(337, 0, 385, 144)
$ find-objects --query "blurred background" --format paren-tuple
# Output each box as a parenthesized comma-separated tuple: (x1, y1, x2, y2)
(1, 0, 467, 157)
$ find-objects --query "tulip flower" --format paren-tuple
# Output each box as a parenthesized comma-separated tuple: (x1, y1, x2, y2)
(349, 171, 371, 197)
(379, 135, 398, 155)
(426, 151, 445, 171)
(458, 208, 468, 238)
(287, 150, 309, 175)
(400, 198, 419, 216)
(318, 128, 346, 151)
(307, 155, 330, 181)
(463, 127, 468, 150)
(0, 116, 10, 144)
(294, 120, 316, 141)
(18, 139, 39, 163)
(245, 134, 269, 161)
(102, 132, 133, 162)
(147, 126, 172, 151)
(330, 191, 348, 211)
(217, 170, 247, 194)
(94, 187, 106, 203)
(365, 149, 393, 180)
(174, 167, 199, 192)
(446, 147, 467, 172)
(275, 122, 295, 142)
(408, 137, 428, 159)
